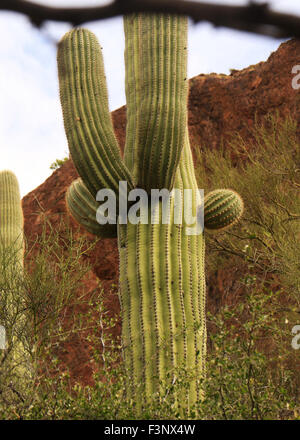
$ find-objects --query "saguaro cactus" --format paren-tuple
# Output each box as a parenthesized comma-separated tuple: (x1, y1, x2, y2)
(58, 14, 243, 410)
(0, 170, 26, 377)
(0, 170, 24, 268)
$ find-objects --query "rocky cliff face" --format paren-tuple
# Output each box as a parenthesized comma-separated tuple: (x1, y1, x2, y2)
(22, 38, 300, 384)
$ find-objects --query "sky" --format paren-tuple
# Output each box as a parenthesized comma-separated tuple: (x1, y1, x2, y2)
(0, 0, 299, 197)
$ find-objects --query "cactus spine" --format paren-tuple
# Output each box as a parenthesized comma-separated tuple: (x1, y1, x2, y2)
(58, 14, 242, 410)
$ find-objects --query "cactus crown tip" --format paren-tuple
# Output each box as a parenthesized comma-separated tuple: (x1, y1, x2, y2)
(0, 169, 17, 177)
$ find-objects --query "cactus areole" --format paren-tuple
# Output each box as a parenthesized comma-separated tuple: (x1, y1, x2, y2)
(58, 14, 243, 410)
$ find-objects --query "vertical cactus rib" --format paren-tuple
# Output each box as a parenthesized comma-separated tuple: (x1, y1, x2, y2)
(125, 224, 143, 396)
(170, 182, 187, 370)
(138, 221, 158, 397)
(118, 222, 135, 398)
(162, 220, 176, 380)
(124, 14, 188, 192)
(57, 29, 134, 198)
(177, 138, 203, 403)
(66, 178, 117, 237)
(150, 219, 166, 388)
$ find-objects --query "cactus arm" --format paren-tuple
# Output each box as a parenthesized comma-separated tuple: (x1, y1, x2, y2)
(66, 178, 117, 238)
(204, 189, 244, 231)
(57, 29, 134, 198)
(123, 14, 188, 192)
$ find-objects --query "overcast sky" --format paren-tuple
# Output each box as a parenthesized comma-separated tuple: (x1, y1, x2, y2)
(0, 0, 299, 197)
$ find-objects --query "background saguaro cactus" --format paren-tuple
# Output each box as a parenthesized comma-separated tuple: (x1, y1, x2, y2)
(58, 14, 243, 411)
(0, 170, 27, 383)
(0, 170, 24, 269)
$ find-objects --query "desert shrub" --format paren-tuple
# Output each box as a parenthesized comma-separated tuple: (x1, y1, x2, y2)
(196, 113, 299, 298)
(50, 157, 69, 170)
(194, 113, 300, 419)
(0, 220, 99, 418)
(198, 281, 300, 420)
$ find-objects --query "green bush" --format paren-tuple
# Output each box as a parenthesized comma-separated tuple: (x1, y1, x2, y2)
(195, 113, 300, 419)
(0, 220, 98, 418)
(199, 284, 300, 420)
(196, 113, 299, 298)
(50, 157, 69, 170)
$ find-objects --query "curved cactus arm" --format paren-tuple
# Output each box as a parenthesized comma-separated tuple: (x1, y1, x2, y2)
(204, 188, 244, 231)
(0, 170, 24, 266)
(124, 14, 188, 192)
(66, 178, 117, 238)
(57, 29, 134, 198)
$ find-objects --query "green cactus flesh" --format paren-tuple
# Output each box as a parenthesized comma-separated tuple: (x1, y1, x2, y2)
(204, 189, 244, 231)
(58, 14, 242, 409)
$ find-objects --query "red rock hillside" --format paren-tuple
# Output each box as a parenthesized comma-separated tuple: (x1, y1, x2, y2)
(22, 38, 300, 384)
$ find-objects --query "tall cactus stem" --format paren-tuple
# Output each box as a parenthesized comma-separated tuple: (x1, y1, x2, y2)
(118, 135, 206, 407)
(58, 13, 243, 412)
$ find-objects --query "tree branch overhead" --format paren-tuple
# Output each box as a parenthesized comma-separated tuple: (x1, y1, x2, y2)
(0, 0, 300, 39)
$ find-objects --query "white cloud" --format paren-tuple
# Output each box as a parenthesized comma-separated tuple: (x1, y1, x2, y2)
(0, 14, 67, 197)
